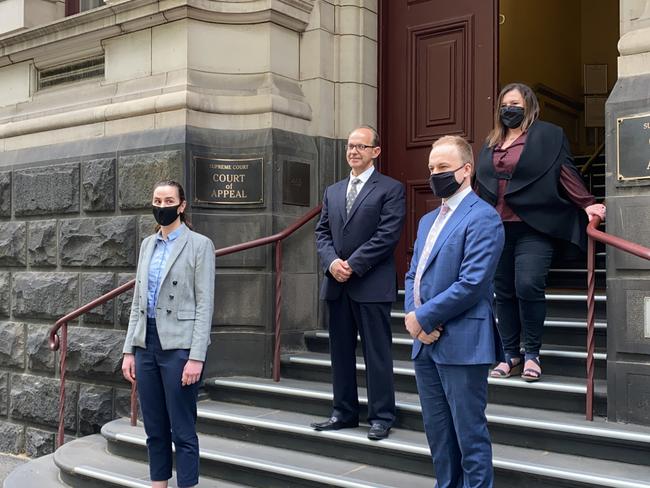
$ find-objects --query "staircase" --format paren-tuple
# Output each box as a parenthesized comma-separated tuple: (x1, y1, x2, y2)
(9, 160, 650, 487)
(7, 257, 650, 487)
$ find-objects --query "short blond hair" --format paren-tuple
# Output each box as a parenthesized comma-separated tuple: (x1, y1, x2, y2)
(431, 135, 474, 167)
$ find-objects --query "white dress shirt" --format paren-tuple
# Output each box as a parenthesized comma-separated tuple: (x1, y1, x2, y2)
(346, 164, 375, 196)
(436, 185, 473, 228)
(413, 186, 473, 307)
(329, 165, 376, 273)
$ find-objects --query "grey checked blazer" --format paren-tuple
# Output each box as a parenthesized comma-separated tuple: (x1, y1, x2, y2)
(122, 226, 216, 361)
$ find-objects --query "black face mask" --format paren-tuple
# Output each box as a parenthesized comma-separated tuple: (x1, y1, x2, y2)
(500, 105, 525, 129)
(152, 204, 181, 226)
(429, 166, 465, 199)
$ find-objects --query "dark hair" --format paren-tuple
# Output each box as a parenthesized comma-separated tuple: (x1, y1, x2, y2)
(486, 83, 540, 147)
(152, 179, 192, 231)
(353, 125, 380, 146)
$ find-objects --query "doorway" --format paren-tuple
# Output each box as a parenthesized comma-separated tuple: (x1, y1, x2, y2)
(379, 0, 498, 281)
(379, 0, 619, 282)
(499, 0, 619, 157)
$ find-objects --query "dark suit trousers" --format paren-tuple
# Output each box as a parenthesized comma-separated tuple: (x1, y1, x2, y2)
(327, 292, 396, 427)
(414, 351, 493, 488)
(135, 319, 201, 487)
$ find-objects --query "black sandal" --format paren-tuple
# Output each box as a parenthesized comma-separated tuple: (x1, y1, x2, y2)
(490, 356, 523, 378)
(521, 357, 542, 382)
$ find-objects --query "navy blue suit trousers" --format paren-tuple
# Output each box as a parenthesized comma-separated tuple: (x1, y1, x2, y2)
(135, 319, 201, 487)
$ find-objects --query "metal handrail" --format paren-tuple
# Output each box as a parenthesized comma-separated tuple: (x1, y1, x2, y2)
(48, 204, 323, 447)
(585, 215, 650, 420)
(579, 141, 605, 176)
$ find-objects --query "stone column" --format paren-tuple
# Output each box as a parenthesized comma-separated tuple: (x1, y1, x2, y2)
(605, 0, 650, 425)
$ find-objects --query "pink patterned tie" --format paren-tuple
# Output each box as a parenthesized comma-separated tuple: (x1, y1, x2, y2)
(413, 203, 450, 307)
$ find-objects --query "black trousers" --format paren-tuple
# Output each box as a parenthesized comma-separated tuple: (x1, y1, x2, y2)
(327, 292, 395, 427)
(494, 222, 555, 361)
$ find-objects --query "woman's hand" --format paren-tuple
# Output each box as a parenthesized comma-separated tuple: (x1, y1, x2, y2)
(182, 359, 204, 386)
(584, 203, 606, 222)
(122, 353, 136, 383)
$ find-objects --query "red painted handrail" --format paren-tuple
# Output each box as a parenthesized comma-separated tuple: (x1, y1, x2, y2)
(48, 204, 322, 447)
(585, 215, 650, 420)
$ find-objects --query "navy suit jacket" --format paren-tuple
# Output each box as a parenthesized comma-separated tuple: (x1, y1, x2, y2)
(315, 169, 405, 303)
(405, 191, 505, 364)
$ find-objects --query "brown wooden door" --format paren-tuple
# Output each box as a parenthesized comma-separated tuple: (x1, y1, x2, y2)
(379, 0, 498, 283)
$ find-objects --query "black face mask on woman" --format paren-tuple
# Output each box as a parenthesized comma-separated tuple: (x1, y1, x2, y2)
(429, 166, 466, 199)
(500, 105, 525, 129)
(152, 204, 181, 226)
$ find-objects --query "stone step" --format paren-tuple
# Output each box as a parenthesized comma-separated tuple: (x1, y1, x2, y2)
(196, 397, 650, 469)
(202, 381, 650, 487)
(102, 418, 433, 488)
(279, 352, 607, 415)
(2, 454, 64, 488)
(396, 290, 607, 301)
(547, 266, 606, 289)
(540, 318, 608, 349)
(384, 308, 607, 349)
(391, 290, 607, 322)
(304, 330, 608, 378)
(493, 444, 650, 488)
(388, 314, 608, 348)
(547, 274, 606, 290)
(52, 434, 249, 488)
(208, 376, 427, 431)
(387, 314, 609, 346)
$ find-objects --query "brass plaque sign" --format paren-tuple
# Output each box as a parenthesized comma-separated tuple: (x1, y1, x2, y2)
(617, 113, 650, 181)
(283, 161, 310, 206)
(193, 156, 264, 206)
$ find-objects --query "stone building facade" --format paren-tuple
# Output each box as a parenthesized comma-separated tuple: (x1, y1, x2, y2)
(0, 150, 181, 455)
(0, 0, 378, 455)
(0, 0, 649, 460)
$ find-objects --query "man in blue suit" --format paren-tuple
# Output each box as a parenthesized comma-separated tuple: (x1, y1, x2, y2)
(405, 135, 505, 487)
(312, 126, 405, 440)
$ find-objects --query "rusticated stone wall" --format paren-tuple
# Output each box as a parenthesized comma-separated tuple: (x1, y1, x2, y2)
(0, 149, 182, 456)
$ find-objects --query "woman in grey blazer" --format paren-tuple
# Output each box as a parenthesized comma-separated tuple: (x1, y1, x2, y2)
(121, 180, 215, 488)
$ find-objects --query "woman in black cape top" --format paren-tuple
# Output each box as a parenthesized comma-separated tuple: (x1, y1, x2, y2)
(474, 82, 606, 382)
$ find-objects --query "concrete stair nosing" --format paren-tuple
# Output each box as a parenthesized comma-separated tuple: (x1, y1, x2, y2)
(52, 434, 252, 488)
(278, 351, 607, 415)
(301, 333, 608, 379)
(102, 419, 434, 488)
(192, 397, 650, 470)
(103, 416, 650, 488)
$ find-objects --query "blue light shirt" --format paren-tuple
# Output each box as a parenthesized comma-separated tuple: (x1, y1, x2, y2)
(147, 224, 187, 318)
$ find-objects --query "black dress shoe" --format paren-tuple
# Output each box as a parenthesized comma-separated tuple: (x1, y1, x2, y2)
(367, 423, 391, 440)
(310, 417, 358, 431)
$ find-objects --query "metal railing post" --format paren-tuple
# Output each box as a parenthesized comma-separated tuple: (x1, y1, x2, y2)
(586, 227, 596, 421)
(585, 216, 650, 419)
(56, 324, 68, 448)
(130, 381, 138, 426)
(273, 241, 283, 382)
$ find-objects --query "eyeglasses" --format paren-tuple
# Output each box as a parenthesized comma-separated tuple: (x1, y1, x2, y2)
(346, 144, 377, 152)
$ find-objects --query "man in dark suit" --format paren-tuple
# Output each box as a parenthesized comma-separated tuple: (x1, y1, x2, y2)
(405, 135, 504, 487)
(312, 125, 405, 440)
